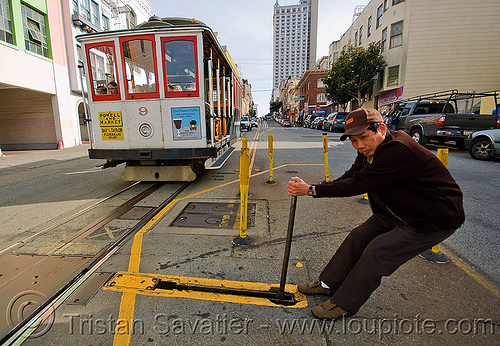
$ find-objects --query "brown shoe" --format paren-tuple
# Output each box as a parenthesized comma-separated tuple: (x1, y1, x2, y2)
(311, 298, 351, 320)
(297, 281, 331, 295)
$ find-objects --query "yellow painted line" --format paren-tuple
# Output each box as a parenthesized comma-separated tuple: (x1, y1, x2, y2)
(113, 291, 136, 345)
(249, 138, 258, 176)
(105, 271, 308, 308)
(443, 248, 500, 299)
(113, 199, 177, 344)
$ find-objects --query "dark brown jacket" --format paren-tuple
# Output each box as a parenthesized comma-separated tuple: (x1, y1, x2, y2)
(314, 131, 465, 233)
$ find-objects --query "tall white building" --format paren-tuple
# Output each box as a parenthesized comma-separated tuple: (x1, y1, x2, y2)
(272, 0, 318, 100)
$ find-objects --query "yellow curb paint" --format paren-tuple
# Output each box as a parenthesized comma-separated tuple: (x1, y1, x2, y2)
(105, 272, 308, 308)
(443, 249, 500, 299)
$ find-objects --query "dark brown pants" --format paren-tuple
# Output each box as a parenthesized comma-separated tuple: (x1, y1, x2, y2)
(319, 212, 456, 313)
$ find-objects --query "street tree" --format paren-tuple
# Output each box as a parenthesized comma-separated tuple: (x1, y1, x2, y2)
(323, 43, 386, 108)
(269, 100, 282, 114)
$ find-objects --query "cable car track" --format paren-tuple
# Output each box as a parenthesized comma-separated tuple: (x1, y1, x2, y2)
(0, 181, 190, 345)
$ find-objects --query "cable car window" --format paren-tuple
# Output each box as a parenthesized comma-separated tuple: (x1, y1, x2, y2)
(121, 36, 158, 99)
(163, 38, 198, 97)
(87, 42, 120, 101)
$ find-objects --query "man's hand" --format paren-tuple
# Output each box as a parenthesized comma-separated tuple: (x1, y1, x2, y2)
(288, 176, 312, 196)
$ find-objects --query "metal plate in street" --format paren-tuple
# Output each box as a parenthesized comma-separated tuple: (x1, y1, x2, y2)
(170, 202, 256, 229)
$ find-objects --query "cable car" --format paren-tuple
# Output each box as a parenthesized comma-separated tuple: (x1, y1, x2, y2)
(77, 16, 243, 181)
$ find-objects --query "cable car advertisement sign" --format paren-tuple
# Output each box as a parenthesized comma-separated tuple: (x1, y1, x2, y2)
(171, 106, 201, 140)
(99, 111, 124, 140)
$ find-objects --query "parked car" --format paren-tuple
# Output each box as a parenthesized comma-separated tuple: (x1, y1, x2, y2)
(240, 116, 251, 131)
(385, 90, 500, 148)
(310, 116, 325, 129)
(303, 115, 320, 128)
(251, 117, 259, 128)
(465, 129, 500, 160)
(323, 112, 349, 132)
(282, 119, 291, 127)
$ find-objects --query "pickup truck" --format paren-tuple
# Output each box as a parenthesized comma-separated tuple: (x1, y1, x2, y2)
(385, 90, 500, 148)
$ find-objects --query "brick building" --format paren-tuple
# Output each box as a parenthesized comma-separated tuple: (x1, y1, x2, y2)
(295, 69, 328, 124)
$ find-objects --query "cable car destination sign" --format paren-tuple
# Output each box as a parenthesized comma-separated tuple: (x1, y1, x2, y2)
(99, 111, 124, 140)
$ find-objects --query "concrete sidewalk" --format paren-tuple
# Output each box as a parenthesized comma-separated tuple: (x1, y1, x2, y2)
(0, 145, 90, 169)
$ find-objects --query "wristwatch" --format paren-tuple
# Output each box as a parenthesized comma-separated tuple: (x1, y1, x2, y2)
(307, 185, 314, 196)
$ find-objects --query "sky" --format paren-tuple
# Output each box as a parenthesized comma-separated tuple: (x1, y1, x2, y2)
(148, 0, 369, 116)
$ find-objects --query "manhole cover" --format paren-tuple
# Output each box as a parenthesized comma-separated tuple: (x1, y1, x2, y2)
(170, 202, 256, 229)
(205, 217, 223, 224)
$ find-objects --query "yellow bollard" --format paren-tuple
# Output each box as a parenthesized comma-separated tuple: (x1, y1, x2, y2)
(437, 148, 449, 167)
(419, 148, 449, 263)
(358, 192, 369, 204)
(431, 244, 441, 253)
(266, 134, 277, 185)
(232, 138, 253, 246)
(322, 133, 330, 183)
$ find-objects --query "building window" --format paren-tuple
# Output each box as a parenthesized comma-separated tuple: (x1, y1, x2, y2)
(393, 0, 405, 4)
(90, 1, 99, 27)
(354, 31, 358, 46)
(126, 10, 136, 29)
(384, 0, 389, 11)
(390, 21, 403, 48)
(376, 4, 383, 28)
(102, 14, 109, 30)
(359, 26, 363, 45)
(381, 27, 387, 52)
(0, 0, 14, 44)
(388, 66, 399, 86)
(21, 3, 49, 58)
(317, 79, 324, 88)
(367, 16, 372, 37)
(79, 0, 91, 22)
(317, 93, 327, 102)
(333, 52, 339, 63)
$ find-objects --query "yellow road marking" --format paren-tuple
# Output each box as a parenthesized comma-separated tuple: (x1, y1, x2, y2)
(105, 272, 307, 308)
(105, 226, 115, 239)
(442, 248, 500, 299)
(113, 291, 136, 345)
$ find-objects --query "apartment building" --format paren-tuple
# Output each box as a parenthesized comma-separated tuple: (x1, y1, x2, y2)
(295, 69, 328, 123)
(273, 0, 318, 100)
(277, 76, 299, 118)
(328, 0, 500, 112)
(0, 0, 151, 151)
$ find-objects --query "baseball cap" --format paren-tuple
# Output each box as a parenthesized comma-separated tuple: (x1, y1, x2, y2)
(340, 108, 384, 141)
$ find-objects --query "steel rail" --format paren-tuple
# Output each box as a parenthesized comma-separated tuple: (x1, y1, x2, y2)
(0, 181, 140, 256)
(1, 182, 190, 345)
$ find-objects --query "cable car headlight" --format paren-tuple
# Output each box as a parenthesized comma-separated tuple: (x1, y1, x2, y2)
(139, 123, 153, 138)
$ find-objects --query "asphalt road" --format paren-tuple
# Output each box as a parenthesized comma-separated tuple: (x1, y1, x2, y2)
(2, 122, 497, 287)
(0, 121, 498, 345)
(247, 120, 500, 287)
